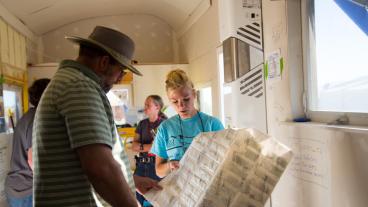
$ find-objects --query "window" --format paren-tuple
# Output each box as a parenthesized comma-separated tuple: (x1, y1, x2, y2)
(217, 48, 232, 127)
(218, 49, 226, 124)
(106, 84, 131, 126)
(197, 86, 213, 116)
(2, 83, 23, 133)
(304, 0, 368, 114)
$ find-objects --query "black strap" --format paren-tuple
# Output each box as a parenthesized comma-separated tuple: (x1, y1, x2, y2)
(178, 111, 205, 139)
(140, 117, 161, 150)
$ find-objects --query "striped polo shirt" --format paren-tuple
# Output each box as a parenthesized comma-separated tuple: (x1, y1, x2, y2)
(33, 60, 135, 207)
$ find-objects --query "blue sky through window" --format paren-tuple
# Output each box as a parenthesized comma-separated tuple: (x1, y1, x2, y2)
(312, 0, 368, 112)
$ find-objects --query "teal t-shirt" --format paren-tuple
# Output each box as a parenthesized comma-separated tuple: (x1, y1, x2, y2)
(150, 112, 224, 161)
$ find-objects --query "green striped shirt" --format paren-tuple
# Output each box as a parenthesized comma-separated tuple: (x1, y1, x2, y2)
(33, 60, 135, 207)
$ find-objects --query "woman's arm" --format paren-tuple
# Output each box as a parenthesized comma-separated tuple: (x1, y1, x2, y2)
(27, 148, 33, 171)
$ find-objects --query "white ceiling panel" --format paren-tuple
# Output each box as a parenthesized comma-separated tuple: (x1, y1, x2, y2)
(0, 0, 207, 35)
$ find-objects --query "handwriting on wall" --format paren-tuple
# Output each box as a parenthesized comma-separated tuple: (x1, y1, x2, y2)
(288, 137, 329, 188)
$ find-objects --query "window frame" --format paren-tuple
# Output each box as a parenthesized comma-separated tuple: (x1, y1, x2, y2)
(2, 82, 24, 133)
(301, 0, 368, 126)
(217, 46, 225, 125)
(107, 83, 133, 126)
(196, 83, 213, 116)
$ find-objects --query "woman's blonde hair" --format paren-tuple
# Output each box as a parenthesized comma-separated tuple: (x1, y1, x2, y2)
(165, 69, 194, 91)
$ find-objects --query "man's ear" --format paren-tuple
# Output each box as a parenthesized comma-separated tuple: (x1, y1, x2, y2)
(97, 56, 110, 72)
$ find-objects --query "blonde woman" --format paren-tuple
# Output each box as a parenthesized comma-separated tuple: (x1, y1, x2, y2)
(150, 69, 224, 178)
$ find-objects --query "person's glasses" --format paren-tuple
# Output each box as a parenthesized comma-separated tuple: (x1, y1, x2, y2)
(121, 69, 127, 76)
(119, 66, 128, 76)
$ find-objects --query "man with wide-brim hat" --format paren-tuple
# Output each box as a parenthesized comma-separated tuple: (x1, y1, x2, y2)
(33, 26, 161, 207)
(66, 26, 142, 77)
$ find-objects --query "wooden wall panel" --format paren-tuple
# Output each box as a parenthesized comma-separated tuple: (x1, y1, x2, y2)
(0, 19, 9, 64)
(7, 26, 15, 66)
(19, 36, 26, 69)
(14, 31, 22, 69)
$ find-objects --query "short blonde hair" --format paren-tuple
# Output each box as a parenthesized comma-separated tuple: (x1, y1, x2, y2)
(165, 69, 194, 91)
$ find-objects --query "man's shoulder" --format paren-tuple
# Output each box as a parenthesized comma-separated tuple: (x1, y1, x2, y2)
(55, 67, 94, 84)
(137, 118, 149, 128)
(14, 108, 36, 132)
(20, 108, 36, 121)
(141, 118, 150, 124)
(51, 69, 100, 95)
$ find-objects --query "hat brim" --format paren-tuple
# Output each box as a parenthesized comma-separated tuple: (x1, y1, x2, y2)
(65, 36, 142, 76)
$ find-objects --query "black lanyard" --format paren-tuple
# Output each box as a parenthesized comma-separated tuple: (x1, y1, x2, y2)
(178, 111, 205, 145)
(140, 117, 161, 148)
(148, 117, 161, 139)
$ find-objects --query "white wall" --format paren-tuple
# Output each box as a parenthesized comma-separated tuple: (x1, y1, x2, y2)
(262, 1, 368, 207)
(30, 2, 222, 117)
(42, 14, 176, 64)
(329, 132, 368, 207)
(133, 64, 188, 109)
(28, 63, 189, 111)
(177, 0, 222, 118)
(28, 63, 58, 86)
(271, 124, 368, 207)
(351, 133, 368, 189)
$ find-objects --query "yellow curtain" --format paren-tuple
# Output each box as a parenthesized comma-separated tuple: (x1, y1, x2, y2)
(0, 18, 28, 112)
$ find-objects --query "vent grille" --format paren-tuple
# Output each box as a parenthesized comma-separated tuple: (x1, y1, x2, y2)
(239, 65, 264, 98)
(237, 22, 262, 49)
(242, 0, 261, 8)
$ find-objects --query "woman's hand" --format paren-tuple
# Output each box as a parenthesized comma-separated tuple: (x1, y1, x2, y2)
(134, 175, 162, 194)
(168, 160, 180, 172)
(155, 156, 180, 177)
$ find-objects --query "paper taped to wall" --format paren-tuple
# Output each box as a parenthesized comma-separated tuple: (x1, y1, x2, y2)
(145, 128, 293, 207)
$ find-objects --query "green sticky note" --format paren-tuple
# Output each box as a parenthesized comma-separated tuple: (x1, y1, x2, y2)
(264, 62, 268, 80)
(280, 57, 284, 75)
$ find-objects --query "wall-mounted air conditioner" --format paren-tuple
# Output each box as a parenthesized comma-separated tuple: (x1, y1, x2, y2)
(219, 0, 267, 133)
(219, 0, 263, 49)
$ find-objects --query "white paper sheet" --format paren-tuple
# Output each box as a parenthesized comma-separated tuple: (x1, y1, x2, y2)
(145, 128, 293, 207)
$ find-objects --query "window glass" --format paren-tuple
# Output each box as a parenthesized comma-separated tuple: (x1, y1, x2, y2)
(107, 88, 129, 126)
(3, 83, 23, 133)
(198, 86, 213, 116)
(218, 50, 233, 127)
(307, 0, 368, 113)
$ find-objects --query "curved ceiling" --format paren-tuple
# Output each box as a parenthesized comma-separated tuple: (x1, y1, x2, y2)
(0, 0, 204, 35)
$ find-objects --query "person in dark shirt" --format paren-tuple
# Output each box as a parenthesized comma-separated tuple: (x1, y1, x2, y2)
(5, 78, 50, 207)
(132, 95, 167, 207)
